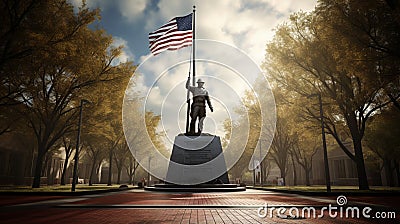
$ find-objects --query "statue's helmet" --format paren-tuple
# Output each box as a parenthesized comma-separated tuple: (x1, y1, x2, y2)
(197, 78, 205, 83)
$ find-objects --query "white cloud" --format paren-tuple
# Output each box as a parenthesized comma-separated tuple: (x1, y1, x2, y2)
(68, 0, 81, 8)
(71, 0, 317, 66)
(68, 0, 111, 10)
(119, 0, 148, 21)
(112, 36, 135, 63)
(142, 0, 316, 65)
(156, 0, 193, 20)
(266, 0, 316, 13)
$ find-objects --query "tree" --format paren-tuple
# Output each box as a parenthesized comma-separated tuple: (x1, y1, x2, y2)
(82, 133, 106, 186)
(264, 1, 399, 189)
(0, 0, 99, 107)
(125, 153, 140, 185)
(221, 119, 232, 149)
(0, 0, 95, 70)
(385, 0, 400, 10)
(261, 155, 272, 185)
(122, 93, 166, 185)
(226, 90, 261, 181)
(365, 107, 400, 186)
(42, 145, 60, 185)
(269, 114, 294, 185)
(60, 136, 74, 185)
(5, 1, 135, 188)
(226, 120, 254, 181)
(222, 74, 276, 183)
(106, 129, 122, 186)
(317, 0, 400, 110)
(291, 131, 319, 186)
(113, 141, 130, 184)
(121, 109, 161, 185)
(78, 54, 134, 186)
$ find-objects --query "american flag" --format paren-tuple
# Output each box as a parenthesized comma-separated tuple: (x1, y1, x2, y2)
(149, 13, 193, 55)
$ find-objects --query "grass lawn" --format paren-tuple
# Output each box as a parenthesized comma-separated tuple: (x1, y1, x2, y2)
(0, 184, 123, 192)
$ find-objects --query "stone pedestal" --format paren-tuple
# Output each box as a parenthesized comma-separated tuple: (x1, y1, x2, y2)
(165, 134, 229, 185)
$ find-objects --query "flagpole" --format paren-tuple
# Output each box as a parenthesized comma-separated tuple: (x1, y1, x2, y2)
(192, 5, 196, 86)
(185, 6, 196, 134)
(185, 70, 191, 134)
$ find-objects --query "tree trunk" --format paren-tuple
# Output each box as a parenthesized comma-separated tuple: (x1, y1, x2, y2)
(383, 158, 394, 186)
(60, 146, 72, 186)
(291, 155, 297, 186)
(395, 161, 400, 187)
(354, 140, 369, 190)
(45, 155, 52, 185)
(128, 174, 132, 185)
(262, 161, 270, 184)
(262, 164, 266, 184)
(60, 161, 67, 185)
(96, 162, 102, 184)
(60, 159, 68, 185)
(347, 113, 369, 190)
(32, 151, 45, 188)
(126, 166, 133, 185)
(117, 167, 122, 185)
(107, 150, 112, 186)
(88, 159, 97, 186)
(280, 168, 286, 186)
(305, 168, 311, 186)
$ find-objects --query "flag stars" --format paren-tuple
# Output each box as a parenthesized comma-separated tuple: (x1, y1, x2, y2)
(176, 14, 193, 31)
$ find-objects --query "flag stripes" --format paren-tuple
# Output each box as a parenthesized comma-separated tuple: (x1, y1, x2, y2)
(149, 14, 193, 55)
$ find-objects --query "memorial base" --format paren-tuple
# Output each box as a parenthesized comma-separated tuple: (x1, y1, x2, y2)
(166, 134, 229, 184)
(145, 133, 245, 192)
(145, 183, 246, 192)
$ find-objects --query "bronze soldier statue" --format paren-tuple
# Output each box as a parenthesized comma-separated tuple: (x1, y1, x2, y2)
(186, 78, 213, 135)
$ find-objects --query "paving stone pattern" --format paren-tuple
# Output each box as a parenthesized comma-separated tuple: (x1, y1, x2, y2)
(0, 189, 398, 223)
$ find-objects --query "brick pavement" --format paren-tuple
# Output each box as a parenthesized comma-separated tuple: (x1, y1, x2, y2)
(0, 195, 68, 206)
(0, 189, 399, 223)
(67, 190, 330, 206)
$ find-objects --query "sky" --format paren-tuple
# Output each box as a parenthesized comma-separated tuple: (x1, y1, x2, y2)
(69, 0, 317, 64)
(69, 0, 318, 150)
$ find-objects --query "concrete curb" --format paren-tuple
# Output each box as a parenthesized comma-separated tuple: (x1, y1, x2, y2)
(247, 186, 400, 196)
(0, 186, 136, 196)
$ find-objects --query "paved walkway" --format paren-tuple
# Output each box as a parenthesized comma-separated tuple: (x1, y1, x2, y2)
(1, 189, 399, 223)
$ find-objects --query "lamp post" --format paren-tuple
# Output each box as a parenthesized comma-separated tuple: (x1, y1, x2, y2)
(253, 158, 256, 187)
(147, 156, 152, 187)
(308, 93, 331, 192)
(259, 139, 262, 186)
(71, 99, 90, 192)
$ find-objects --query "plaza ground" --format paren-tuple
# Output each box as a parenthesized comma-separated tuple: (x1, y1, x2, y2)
(0, 188, 399, 223)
